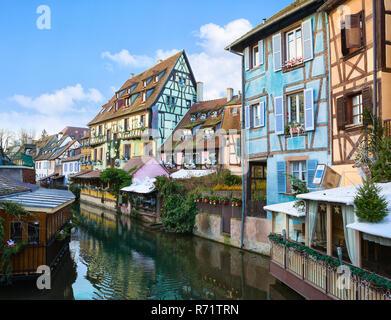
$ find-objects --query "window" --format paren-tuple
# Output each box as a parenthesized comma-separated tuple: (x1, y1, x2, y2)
(337, 88, 370, 129)
(124, 118, 128, 131)
(232, 108, 238, 115)
(286, 28, 303, 61)
(10, 222, 23, 243)
(352, 93, 363, 125)
(291, 161, 307, 182)
(140, 115, 145, 127)
(64, 163, 68, 172)
(98, 125, 102, 136)
(287, 92, 304, 124)
(70, 163, 73, 171)
(132, 118, 138, 129)
(28, 222, 40, 245)
(341, 12, 364, 56)
(143, 80, 147, 87)
(251, 103, 261, 127)
(252, 45, 260, 67)
(124, 144, 131, 158)
(186, 100, 191, 108)
(190, 114, 197, 122)
(289, 217, 305, 244)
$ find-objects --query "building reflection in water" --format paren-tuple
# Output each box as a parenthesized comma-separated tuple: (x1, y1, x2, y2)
(0, 202, 303, 300)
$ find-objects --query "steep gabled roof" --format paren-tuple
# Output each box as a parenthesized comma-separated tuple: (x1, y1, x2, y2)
(88, 50, 188, 126)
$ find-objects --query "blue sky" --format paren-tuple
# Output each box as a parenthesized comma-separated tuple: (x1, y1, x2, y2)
(0, 0, 292, 137)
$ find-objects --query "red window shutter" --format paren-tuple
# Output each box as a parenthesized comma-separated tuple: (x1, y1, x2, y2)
(346, 13, 362, 49)
(337, 97, 347, 130)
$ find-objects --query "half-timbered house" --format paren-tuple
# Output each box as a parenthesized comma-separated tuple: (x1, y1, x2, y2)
(320, 0, 391, 186)
(226, 0, 331, 210)
(87, 50, 197, 171)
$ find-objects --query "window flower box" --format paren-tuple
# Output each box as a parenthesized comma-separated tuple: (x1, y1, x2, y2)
(285, 122, 305, 137)
(283, 57, 303, 71)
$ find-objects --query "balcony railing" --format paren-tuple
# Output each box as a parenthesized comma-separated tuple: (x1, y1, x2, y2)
(270, 235, 391, 300)
(90, 136, 106, 146)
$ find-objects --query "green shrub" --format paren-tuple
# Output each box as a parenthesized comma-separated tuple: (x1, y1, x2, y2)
(155, 176, 197, 233)
(69, 183, 81, 200)
(354, 179, 388, 223)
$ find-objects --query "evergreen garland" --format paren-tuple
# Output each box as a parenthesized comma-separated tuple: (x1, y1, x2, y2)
(354, 179, 388, 223)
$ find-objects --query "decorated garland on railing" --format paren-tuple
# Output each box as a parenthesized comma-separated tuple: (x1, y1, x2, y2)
(268, 234, 391, 291)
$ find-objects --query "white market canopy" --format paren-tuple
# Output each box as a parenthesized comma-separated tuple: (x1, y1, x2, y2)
(170, 169, 216, 180)
(264, 201, 306, 217)
(121, 177, 157, 194)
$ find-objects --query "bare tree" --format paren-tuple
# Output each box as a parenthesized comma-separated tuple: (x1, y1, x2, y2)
(17, 128, 36, 145)
(0, 129, 14, 152)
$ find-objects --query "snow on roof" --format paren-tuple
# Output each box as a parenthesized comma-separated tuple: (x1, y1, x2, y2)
(347, 215, 391, 240)
(264, 201, 306, 217)
(297, 182, 391, 207)
(170, 169, 216, 180)
(121, 177, 157, 194)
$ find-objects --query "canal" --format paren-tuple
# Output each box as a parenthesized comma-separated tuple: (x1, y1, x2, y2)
(0, 202, 303, 300)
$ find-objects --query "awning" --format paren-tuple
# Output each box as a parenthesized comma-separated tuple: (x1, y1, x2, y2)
(121, 177, 157, 194)
(170, 169, 215, 180)
(263, 201, 306, 217)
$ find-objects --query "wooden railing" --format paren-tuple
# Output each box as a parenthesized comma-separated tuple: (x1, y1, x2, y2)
(271, 240, 391, 300)
(384, 119, 391, 137)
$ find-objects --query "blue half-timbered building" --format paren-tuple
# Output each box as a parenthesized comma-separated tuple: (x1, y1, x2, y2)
(226, 0, 331, 209)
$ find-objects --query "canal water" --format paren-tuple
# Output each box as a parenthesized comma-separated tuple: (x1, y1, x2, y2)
(0, 202, 303, 300)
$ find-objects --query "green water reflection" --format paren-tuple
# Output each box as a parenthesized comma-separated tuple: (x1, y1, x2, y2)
(0, 202, 303, 300)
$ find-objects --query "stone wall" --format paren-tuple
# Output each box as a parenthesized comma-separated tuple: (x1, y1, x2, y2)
(194, 213, 272, 256)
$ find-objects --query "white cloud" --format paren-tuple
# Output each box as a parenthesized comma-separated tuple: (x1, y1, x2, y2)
(11, 84, 104, 115)
(188, 19, 252, 99)
(101, 19, 252, 100)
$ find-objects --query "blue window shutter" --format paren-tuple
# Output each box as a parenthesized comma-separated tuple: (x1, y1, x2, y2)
(259, 40, 264, 65)
(277, 161, 287, 194)
(307, 160, 318, 189)
(259, 101, 265, 127)
(304, 88, 315, 131)
(302, 19, 314, 62)
(274, 96, 284, 135)
(272, 33, 282, 72)
(244, 47, 250, 70)
(245, 105, 251, 129)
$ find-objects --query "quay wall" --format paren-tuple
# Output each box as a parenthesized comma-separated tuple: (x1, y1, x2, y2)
(194, 213, 272, 257)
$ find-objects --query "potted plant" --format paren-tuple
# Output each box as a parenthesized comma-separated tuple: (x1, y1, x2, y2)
(218, 196, 229, 205)
(55, 228, 69, 242)
(232, 198, 242, 207)
(202, 195, 210, 204)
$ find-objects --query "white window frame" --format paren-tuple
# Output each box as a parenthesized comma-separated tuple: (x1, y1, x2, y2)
(287, 92, 305, 124)
(252, 45, 260, 68)
(251, 103, 261, 128)
(286, 27, 303, 62)
(142, 92, 146, 103)
(291, 161, 307, 182)
(352, 93, 363, 125)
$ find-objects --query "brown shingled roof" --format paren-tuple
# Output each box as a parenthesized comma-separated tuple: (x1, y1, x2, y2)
(88, 51, 186, 126)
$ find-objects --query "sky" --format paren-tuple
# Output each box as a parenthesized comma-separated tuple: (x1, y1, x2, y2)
(0, 0, 293, 138)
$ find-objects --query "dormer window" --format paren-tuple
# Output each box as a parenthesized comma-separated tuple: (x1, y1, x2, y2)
(128, 83, 137, 93)
(190, 114, 197, 122)
(211, 111, 218, 119)
(200, 113, 207, 121)
(143, 80, 147, 87)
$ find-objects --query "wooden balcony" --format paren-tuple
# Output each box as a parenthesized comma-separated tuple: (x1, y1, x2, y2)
(270, 236, 391, 300)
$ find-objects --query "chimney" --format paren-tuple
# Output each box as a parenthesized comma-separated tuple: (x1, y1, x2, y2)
(227, 88, 234, 101)
(196, 82, 204, 102)
(263, 18, 267, 24)
(157, 59, 163, 64)
(130, 73, 135, 78)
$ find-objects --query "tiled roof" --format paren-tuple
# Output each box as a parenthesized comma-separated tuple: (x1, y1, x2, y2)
(159, 98, 227, 152)
(226, 0, 323, 52)
(88, 51, 186, 126)
(221, 96, 241, 132)
(60, 127, 89, 142)
(0, 174, 31, 196)
(71, 170, 101, 179)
